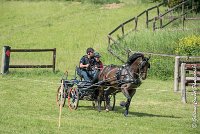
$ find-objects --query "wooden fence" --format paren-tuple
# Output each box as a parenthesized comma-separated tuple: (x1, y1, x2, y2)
(10, 48, 56, 72)
(180, 63, 200, 103)
(1, 46, 56, 73)
(108, 2, 164, 46)
(153, 0, 200, 30)
(174, 56, 200, 92)
(107, 2, 165, 62)
(107, 0, 199, 62)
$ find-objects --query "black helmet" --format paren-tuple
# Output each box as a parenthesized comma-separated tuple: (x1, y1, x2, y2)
(86, 47, 94, 54)
(94, 52, 101, 58)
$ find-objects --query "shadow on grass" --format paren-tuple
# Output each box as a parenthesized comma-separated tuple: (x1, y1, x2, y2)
(128, 111, 181, 118)
(113, 106, 181, 118)
(77, 105, 181, 119)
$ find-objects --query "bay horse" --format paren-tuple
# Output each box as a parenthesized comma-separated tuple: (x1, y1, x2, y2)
(97, 53, 150, 116)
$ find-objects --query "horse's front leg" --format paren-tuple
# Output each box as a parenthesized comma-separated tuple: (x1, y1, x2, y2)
(122, 88, 136, 116)
(120, 84, 132, 116)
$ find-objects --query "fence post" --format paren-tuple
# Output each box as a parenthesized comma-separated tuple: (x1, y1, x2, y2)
(160, 15, 163, 28)
(174, 56, 180, 92)
(1, 46, 11, 74)
(53, 48, 56, 72)
(108, 36, 111, 45)
(157, 6, 160, 16)
(153, 17, 156, 31)
(181, 63, 187, 103)
(146, 10, 149, 28)
(182, 1, 185, 30)
(121, 24, 124, 36)
(134, 17, 138, 30)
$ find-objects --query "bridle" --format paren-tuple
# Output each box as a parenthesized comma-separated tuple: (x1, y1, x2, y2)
(138, 57, 150, 75)
(123, 57, 150, 80)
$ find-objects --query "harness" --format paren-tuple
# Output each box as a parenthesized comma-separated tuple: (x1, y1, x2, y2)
(116, 65, 141, 87)
(100, 57, 149, 87)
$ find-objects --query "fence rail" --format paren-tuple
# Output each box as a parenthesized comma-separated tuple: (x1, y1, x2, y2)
(1, 46, 56, 74)
(10, 48, 56, 52)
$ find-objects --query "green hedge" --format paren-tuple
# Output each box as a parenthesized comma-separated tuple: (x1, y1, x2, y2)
(175, 35, 200, 56)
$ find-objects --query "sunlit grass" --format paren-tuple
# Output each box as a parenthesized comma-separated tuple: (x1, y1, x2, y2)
(0, 76, 199, 134)
(0, 1, 200, 133)
(0, 0, 157, 74)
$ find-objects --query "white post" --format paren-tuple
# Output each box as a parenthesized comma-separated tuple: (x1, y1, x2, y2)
(181, 63, 186, 103)
(174, 56, 180, 92)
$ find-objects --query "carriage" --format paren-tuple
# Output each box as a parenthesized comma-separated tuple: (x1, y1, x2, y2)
(56, 53, 150, 116)
(56, 70, 116, 111)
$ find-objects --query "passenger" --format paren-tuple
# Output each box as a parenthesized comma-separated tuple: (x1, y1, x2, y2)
(92, 52, 104, 83)
(94, 52, 103, 71)
(78, 47, 95, 81)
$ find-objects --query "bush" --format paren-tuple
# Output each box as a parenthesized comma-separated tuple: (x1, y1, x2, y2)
(148, 57, 174, 80)
(168, 0, 182, 8)
(175, 35, 200, 56)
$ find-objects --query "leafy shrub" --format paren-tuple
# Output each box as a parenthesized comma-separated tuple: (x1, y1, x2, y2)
(148, 57, 174, 80)
(168, 0, 182, 8)
(175, 35, 200, 56)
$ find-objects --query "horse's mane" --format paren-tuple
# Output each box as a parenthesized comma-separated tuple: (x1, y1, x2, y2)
(126, 53, 144, 65)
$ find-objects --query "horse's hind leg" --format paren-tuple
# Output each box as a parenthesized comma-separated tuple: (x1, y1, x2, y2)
(104, 87, 116, 112)
(97, 88, 104, 112)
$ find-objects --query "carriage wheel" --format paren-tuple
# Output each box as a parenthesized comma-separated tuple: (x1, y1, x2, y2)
(68, 86, 79, 110)
(56, 83, 66, 107)
(108, 94, 116, 111)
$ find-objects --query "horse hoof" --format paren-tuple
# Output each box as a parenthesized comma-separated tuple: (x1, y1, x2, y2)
(124, 110, 128, 117)
(120, 101, 126, 107)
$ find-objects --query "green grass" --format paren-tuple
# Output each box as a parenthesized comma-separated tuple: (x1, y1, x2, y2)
(0, 75, 199, 134)
(0, 0, 158, 73)
(0, 1, 200, 133)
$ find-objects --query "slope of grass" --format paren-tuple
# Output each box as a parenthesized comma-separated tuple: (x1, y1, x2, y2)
(0, 0, 158, 74)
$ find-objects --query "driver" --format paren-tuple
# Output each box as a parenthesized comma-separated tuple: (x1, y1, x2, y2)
(78, 47, 95, 81)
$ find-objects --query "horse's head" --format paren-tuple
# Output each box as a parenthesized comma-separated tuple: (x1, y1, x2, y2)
(127, 53, 150, 80)
(138, 57, 150, 80)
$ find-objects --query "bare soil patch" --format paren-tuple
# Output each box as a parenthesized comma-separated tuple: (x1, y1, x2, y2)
(101, 3, 124, 9)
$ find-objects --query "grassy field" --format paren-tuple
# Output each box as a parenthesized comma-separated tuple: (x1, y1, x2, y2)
(0, 0, 200, 134)
(0, 0, 159, 73)
(0, 74, 199, 134)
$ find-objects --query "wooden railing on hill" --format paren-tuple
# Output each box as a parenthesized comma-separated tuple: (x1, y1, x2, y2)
(107, 0, 199, 62)
(153, 0, 199, 30)
(108, 2, 165, 62)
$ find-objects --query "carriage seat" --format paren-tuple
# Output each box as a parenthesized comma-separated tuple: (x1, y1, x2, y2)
(77, 81, 93, 88)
